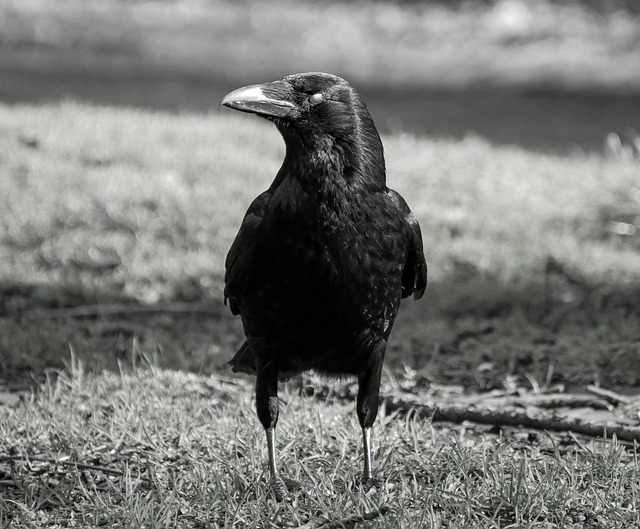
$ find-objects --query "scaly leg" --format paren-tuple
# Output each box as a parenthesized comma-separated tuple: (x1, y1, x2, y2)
(255, 357, 300, 500)
(356, 341, 386, 484)
(362, 426, 373, 481)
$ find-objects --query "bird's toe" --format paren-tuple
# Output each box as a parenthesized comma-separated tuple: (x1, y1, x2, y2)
(361, 474, 383, 492)
(269, 475, 303, 501)
(282, 476, 303, 492)
(269, 475, 288, 501)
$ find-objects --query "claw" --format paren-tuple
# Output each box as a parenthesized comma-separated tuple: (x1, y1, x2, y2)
(361, 476, 375, 490)
(361, 474, 383, 493)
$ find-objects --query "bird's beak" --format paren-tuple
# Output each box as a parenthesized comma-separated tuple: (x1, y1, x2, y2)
(221, 81, 298, 119)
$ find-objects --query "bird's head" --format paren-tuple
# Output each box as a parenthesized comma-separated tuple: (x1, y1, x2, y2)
(221, 73, 385, 186)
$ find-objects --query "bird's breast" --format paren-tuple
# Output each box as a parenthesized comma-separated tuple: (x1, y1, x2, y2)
(240, 195, 409, 373)
(255, 197, 408, 309)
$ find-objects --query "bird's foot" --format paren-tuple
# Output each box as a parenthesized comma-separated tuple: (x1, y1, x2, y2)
(269, 475, 302, 501)
(361, 474, 383, 493)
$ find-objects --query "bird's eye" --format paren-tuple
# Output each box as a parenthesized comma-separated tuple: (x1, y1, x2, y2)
(308, 93, 324, 105)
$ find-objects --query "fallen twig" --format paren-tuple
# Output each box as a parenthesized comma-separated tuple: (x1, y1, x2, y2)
(293, 505, 391, 529)
(0, 454, 125, 477)
(586, 385, 634, 406)
(384, 394, 640, 443)
(463, 393, 611, 410)
(21, 301, 220, 319)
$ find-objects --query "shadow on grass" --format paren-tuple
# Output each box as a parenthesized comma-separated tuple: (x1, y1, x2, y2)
(392, 267, 640, 392)
(0, 281, 240, 386)
(2, 264, 639, 392)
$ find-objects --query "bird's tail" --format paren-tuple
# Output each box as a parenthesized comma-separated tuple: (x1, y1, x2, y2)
(228, 340, 257, 375)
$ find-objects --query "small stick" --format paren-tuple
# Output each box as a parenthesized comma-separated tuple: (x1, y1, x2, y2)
(384, 394, 640, 443)
(293, 505, 391, 529)
(585, 385, 634, 406)
(0, 454, 124, 477)
(467, 393, 611, 410)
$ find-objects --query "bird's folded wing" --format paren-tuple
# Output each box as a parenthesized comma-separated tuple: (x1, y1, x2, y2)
(386, 188, 428, 300)
(224, 191, 271, 314)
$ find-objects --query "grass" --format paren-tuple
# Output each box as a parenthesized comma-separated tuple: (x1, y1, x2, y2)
(2, 1, 640, 526)
(1, 358, 639, 528)
(2, 101, 639, 388)
(3, 0, 640, 156)
(0, 101, 639, 526)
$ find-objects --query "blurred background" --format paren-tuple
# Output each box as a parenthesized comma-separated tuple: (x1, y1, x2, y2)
(2, 0, 640, 151)
(1, 0, 640, 391)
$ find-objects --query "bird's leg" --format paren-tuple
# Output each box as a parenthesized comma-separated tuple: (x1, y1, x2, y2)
(266, 425, 278, 477)
(356, 341, 386, 486)
(362, 425, 373, 481)
(255, 358, 300, 500)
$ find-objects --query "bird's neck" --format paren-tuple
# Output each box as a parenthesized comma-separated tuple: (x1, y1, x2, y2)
(279, 135, 386, 199)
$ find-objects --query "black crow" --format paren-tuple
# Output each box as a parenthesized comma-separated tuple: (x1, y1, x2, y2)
(221, 72, 427, 500)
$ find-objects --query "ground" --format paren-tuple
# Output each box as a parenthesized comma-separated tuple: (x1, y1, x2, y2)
(0, 102, 639, 527)
(0, 103, 639, 390)
(1, 364, 639, 528)
(1, 0, 640, 527)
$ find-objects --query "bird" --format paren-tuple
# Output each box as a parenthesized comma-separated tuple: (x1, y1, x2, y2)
(220, 72, 427, 500)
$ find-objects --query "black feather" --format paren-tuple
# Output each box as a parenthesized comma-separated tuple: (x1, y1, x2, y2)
(221, 73, 427, 489)
(224, 72, 427, 376)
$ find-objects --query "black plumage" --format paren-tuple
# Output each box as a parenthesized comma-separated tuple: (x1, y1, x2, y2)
(221, 72, 427, 499)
